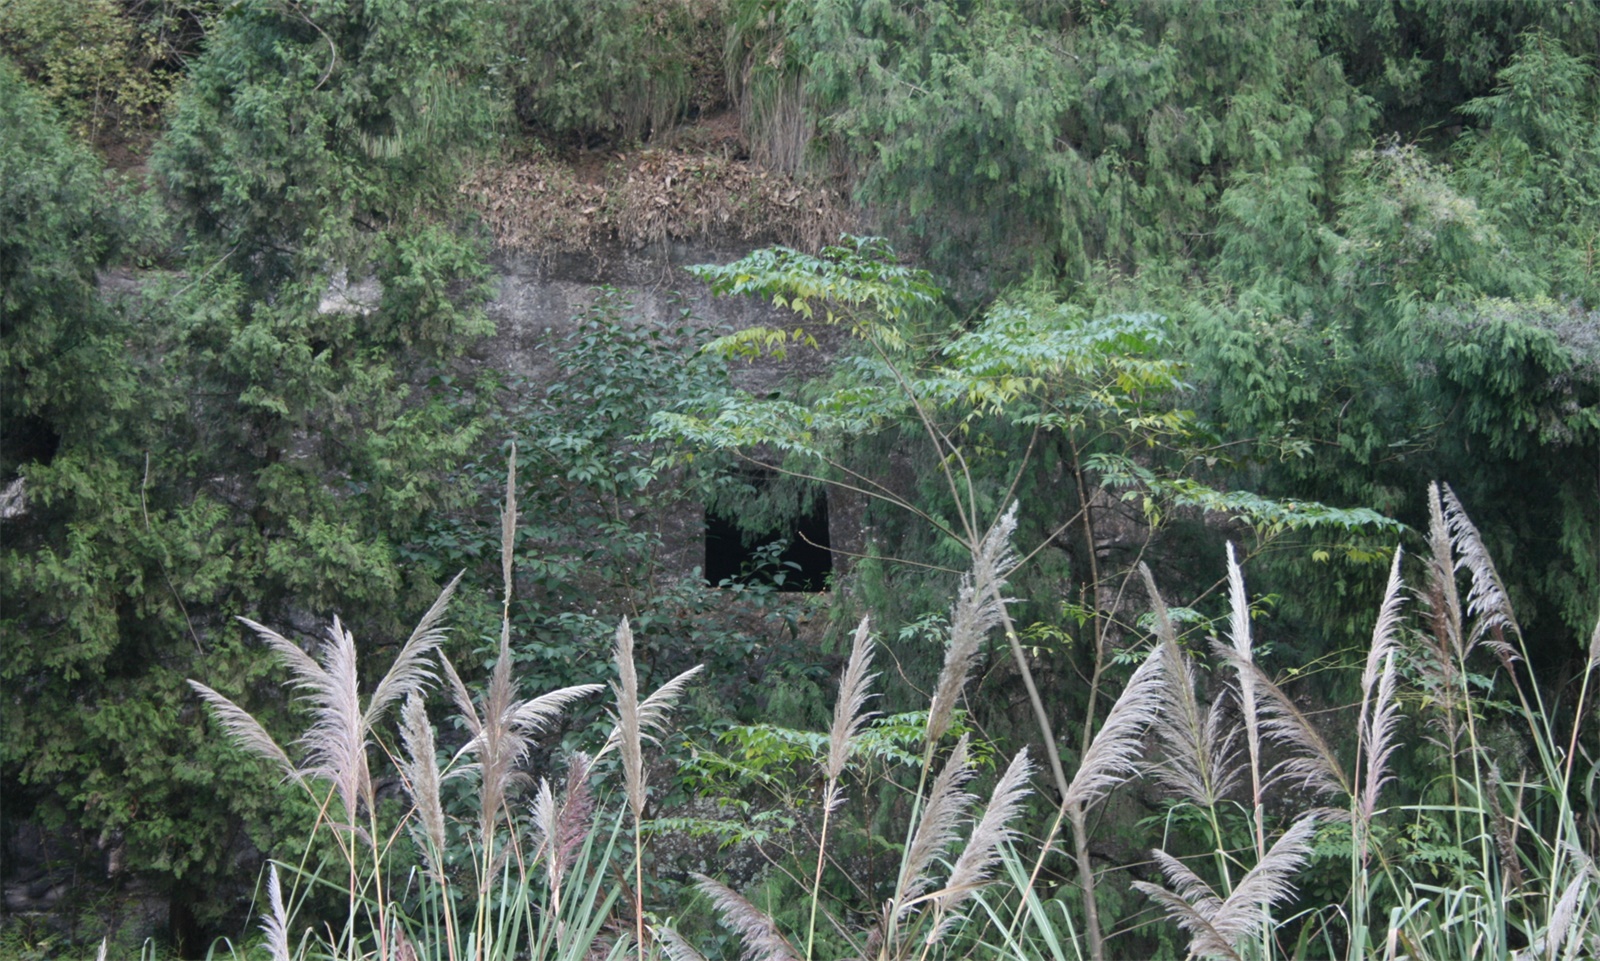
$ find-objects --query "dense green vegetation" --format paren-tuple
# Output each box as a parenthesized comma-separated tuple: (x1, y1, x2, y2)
(2, 0, 1597, 957)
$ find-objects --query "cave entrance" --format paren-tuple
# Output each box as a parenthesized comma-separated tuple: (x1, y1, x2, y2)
(704, 470, 832, 591)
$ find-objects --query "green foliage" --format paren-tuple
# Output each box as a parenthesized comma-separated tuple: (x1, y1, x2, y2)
(1456, 30, 1600, 306)
(154, 0, 495, 277)
(0, 0, 218, 146)
(0, 61, 131, 476)
(1315, 0, 1600, 141)
(5, 0, 503, 933)
(504, 0, 725, 145)
(770, 0, 1372, 284)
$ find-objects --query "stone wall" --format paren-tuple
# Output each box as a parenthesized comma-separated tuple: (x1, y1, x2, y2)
(475, 239, 869, 587)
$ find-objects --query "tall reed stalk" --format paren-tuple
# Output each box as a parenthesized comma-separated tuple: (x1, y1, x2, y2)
(189, 476, 1597, 961)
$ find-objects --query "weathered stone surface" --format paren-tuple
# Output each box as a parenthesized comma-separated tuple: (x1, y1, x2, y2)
(475, 239, 867, 584)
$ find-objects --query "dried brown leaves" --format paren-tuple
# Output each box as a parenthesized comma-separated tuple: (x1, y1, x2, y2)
(462, 146, 854, 256)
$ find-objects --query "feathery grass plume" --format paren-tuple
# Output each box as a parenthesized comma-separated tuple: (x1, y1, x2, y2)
(475, 450, 524, 844)
(1547, 872, 1593, 961)
(228, 615, 368, 824)
(451, 685, 605, 768)
(1134, 814, 1319, 961)
(530, 776, 557, 861)
(896, 734, 978, 916)
(1531, 849, 1596, 961)
(1058, 564, 1176, 961)
(437, 650, 481, 738)
(530, 751, 595, 888)
(1141, 566, 1207, 804)
(446, 447, 603, 849)
(1227, 655, 1349, 800)
(1483, 763, 1527, 889)
(926, 748, 1035, 940)
(928, 504, 1018, 743)
(398, 691, 447, 886)
(695, 873, 801, 961)
(1423, 483, 1465, 677)
(1062, 635, 1166, 813)
(1440, 482, 1521, 663)
(1361, 651, 1400, 829)
(1224, 543, 1265, 855)
(806, 615, 876, 961)
(1360, 549, 1407, 710)
(391, 925, 419, 961)
(186, 680, 298, 780)
(601, 616, 703, 961)
(598, 616, 705, 817)
(1153, 637, 1241, 810)
(605, 615, 644, 821)
(208, 593, 454, 830)
(261, 863, 292, 961)
(443, 670, 603, 840)
(1358, 547, 1406, 827)
(657, 925, 711, 961)
(1062, 566, 1170, 813)
(365, 571, 463, 729)
(827, 616, 879, 791)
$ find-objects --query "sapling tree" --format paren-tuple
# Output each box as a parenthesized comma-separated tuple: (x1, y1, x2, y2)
(655, 236, 1400, 961)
